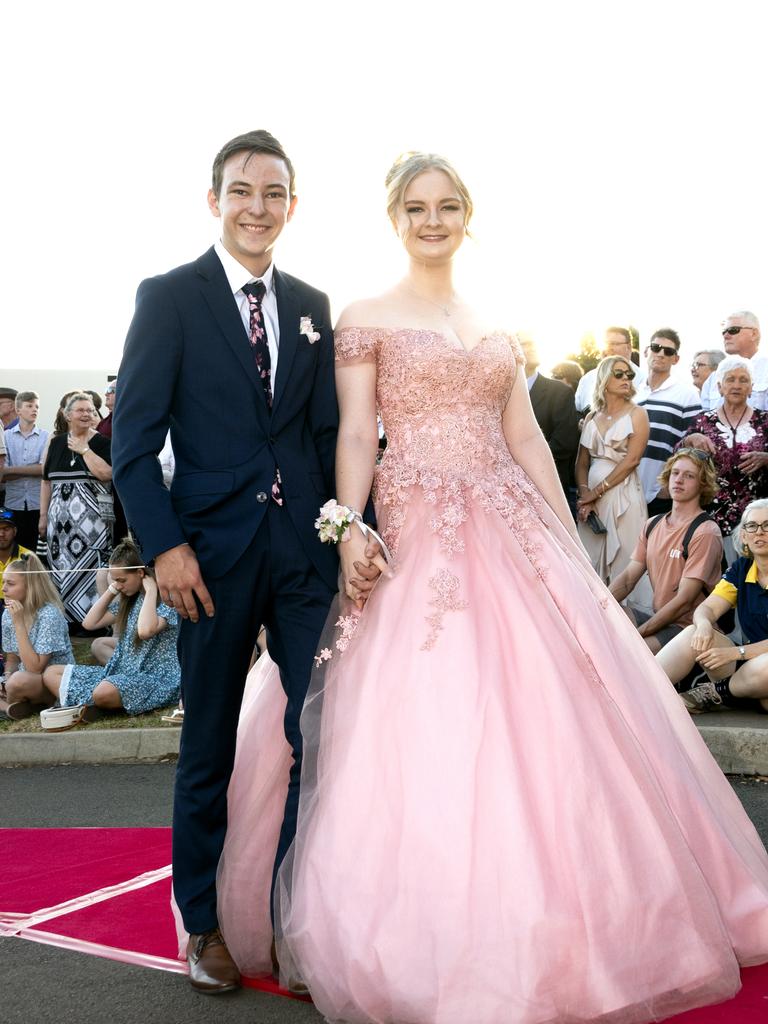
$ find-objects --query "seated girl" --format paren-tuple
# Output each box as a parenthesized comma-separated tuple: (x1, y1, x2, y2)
(43, 539, 181, 717)
(0, 552, 74, 719)
(657, 497, 768, 714)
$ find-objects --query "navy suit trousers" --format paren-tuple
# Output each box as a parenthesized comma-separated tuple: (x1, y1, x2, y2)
(172, 502, 335, 935)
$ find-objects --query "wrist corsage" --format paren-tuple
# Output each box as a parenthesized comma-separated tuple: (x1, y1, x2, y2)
(315, 499, 393, 564)
(315, 500, 362, 544)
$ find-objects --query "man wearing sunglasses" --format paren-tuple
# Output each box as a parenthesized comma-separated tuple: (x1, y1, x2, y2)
(634, 328, 701, 516)
(718, 311, 768, 412)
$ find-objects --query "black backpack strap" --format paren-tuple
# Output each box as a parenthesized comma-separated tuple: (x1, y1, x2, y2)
(645, 514, 664, 540)
(680, 512, 712, 560)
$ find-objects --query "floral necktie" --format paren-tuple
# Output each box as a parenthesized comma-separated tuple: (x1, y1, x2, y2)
(242, 280, 272, 406)
(242, 280, 283, 505)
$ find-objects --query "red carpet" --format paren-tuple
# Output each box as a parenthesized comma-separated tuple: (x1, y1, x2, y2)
(1, 828, 766, 1019)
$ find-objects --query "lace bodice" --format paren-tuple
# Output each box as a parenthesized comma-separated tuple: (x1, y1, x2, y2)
(335, 327, 544, 559)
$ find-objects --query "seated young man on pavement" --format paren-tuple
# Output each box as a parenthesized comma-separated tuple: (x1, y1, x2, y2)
(609, 449, 723, 654)
(656, 497, 768, 714)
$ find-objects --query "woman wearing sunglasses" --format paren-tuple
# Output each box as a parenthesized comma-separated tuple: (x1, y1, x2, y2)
(576, 355, 649, 582)
(679, 355, 768, 560)
(658, 498, 768, 714)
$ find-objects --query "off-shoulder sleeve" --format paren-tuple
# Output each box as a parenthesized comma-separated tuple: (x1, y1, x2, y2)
(334, 327, 379, 365)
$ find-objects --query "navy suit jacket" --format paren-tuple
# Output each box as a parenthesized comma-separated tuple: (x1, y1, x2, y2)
(112, 246, 339, 591)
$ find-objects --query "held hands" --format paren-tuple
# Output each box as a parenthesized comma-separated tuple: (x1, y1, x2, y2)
(154, 544, 214, 622)
(339, 528, 389, 610)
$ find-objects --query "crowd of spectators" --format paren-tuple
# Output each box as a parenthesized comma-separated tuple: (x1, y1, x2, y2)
(3, 307, 768, 725)
(0, 379, 182, 727)
(524, 308, 768, 715)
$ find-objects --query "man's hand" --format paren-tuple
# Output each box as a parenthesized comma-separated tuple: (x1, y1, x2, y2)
(154, 544, 214, 622)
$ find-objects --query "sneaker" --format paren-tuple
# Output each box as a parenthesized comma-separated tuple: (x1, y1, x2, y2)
(680, 681, 725, 715)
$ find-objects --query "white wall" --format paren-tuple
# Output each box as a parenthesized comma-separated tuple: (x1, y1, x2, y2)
(0, 368, 115, 432)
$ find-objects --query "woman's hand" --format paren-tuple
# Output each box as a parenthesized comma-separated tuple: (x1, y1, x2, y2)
(696, 644, 738, 671)
(683, 433, 716, 455)
(738, 451, 768, 475)
(5, 599, 23, 620)
(689, 621, 715, 653)
(576, 499, 596, 523)
(142, 575, 158, 595)
(339, 528, 389, 609)
(67, 435, 89, 456)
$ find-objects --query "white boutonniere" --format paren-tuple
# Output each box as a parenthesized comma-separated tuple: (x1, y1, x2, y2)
(300, 316, 321, 344)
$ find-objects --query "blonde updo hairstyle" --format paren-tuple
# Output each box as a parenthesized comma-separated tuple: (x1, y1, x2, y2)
(385, 152, 474, 236)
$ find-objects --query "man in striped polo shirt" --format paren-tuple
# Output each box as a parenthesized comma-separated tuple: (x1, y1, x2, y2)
(634, 328, 701, 516)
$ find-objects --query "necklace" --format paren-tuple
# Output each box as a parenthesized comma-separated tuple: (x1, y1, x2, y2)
(406, 288, 456, 318)
(720, 404, 749, 444)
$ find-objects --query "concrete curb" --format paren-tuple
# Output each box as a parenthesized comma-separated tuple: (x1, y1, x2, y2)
(0, 727, 181, 766)
(694, 711, 768, 776)
(1, 714, 766, 772)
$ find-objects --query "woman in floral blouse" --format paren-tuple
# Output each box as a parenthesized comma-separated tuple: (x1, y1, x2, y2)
(680, 355, 768, 559)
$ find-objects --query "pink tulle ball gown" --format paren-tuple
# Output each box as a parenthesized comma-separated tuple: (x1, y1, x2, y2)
(216, 328, 768, 1024)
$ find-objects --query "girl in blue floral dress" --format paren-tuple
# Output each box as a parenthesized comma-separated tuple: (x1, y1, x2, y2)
(0, 552, 73, 719)
(43, 539, 181, 715)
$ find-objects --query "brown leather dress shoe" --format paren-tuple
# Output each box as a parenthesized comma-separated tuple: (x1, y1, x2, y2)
(187, 928, 241, 994)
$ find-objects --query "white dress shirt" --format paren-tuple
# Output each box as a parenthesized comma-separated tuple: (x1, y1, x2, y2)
(214, 241, 281, 379)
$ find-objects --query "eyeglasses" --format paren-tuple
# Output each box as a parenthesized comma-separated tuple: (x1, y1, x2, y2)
(743, 521, 768, 534)
(105, 387, 116, 394)
(675, 447, 714, 465)
(650, 342, 678, 357)
(690, 361, 710, 370)
(611, 369, 635, 381)
(723, 326, 754, 336)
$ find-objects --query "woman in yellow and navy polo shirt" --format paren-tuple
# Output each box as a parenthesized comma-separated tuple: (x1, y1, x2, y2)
(657, 497, 768, 713)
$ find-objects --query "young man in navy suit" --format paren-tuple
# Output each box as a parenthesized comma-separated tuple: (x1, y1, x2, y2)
(113, 131, 376, 993)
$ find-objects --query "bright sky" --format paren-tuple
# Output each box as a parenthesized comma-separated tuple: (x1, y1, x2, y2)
(2, 0, 766, 376)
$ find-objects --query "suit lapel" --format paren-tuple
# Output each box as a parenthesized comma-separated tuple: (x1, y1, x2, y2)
(195, 248, 270, 421)
(272, 269, 300, 418)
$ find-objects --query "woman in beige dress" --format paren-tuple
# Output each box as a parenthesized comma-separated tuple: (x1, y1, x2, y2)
(576, 355, 649, 582)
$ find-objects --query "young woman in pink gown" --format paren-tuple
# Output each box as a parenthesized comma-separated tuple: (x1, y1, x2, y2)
(216, 153, 768, 1024)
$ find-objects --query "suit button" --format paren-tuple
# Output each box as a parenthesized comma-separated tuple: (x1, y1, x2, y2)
(256, 492, 268, 503)
(269, 436, 276, 444)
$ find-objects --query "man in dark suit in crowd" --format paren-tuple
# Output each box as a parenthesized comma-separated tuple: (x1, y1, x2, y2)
(518, 333, 580, 504)
(112, 131, 378, 994)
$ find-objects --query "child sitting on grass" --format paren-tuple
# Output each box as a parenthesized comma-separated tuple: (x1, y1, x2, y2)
(43, 538, 181, 718)
(0, 552, 73, 720)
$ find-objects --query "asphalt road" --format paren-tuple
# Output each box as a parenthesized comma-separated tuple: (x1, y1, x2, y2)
(3, 766, 767, 1024)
